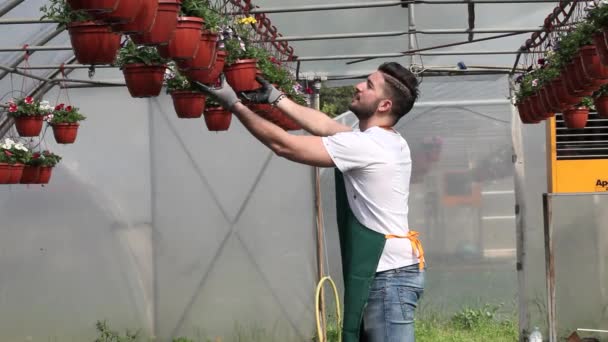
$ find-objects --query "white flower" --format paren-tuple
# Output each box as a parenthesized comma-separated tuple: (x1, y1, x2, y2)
(14, 143, 28, 152)
(3, 138, 14, 147)
(532, 79, 539, 87)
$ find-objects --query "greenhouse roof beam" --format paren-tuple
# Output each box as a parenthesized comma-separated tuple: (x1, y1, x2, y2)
(0, 0, 25, 18)
(0, 28, 63, 82)
(296, 50, 543, 61)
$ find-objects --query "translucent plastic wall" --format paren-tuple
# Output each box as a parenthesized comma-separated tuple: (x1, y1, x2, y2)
(0, 66, 317, 341)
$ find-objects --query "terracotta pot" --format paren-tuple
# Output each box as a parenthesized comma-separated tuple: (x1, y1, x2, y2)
(157, 44, 170, 58)
(67, 21, 121, 65)
(517, 102, 532, 123)
(204, 107, 232, 131)
(171, 91, 206, 118)
(0, 163, 11, 184)
(595, 31, 608, 66)
(186, 50, 226, 85)
(527, 93, 546, 121)
(224, 59, 260, 92)
(93, 0, 142, 24)
(67, 0, 119, 12)
(544, 81, 563, 113)
(20, 165, 40, 184)
(166, 17, 203, 60)
(539, 86, 556, 117)
(522, 99, 541, 123)
(14, 116, 43, 137)
(37, 166, 53, 184)
(564, 62, 592, 97)
(178, 31, 218, 70)
(122, 63, 166, 98)
(114, 0, 158, 34)
(580, 44, 608, 87)
(8, 164, 24, 184)
(563, 107, 589, 129)
(130, 0, 180, 45)
(552, 76, 581, 110)
(594, 96, 608, 118)
(52, 123, 80, 144)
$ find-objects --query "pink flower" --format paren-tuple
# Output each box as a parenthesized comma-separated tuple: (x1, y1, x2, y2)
(24, 96, 33, 104)
(4, 151, 12, 157)
(8, 105, 17, 113)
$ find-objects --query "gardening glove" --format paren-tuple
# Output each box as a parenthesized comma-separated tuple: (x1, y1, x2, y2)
(194, 75, 241, 110)
(240, 76, 284, 105)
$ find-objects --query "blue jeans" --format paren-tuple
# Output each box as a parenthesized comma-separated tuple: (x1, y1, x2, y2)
(361, 264, 425, 342)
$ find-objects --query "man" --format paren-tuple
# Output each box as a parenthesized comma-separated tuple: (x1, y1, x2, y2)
(198, 62, 425, 342)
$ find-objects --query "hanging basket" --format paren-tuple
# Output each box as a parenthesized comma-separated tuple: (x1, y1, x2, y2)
(186, 50, 226, 85)
(67, 0, 119, 12)
(130, 0, 181, 45)
(224, 59, 259, 92)
(92, 0, 142, 24)
(67, 21, 121, 65)
(166, 17, 203, 60)
(20, 165, 41, 184)
(0, 163, 11, 184)
(122, 63, 166, 98)
(203, 107, 232, 131)
(113, 0, 158, 34)
(553, 76, 581, 110)
(595, 30, 608, 66)
(14, 116, 44, 137)
(52, 123, 80, 144)
(171, 91, 206, 118)
(178, 31, 218, 70)
(594, 96, 608, 118)
(8, 164, 24, 184)
(37, 166, 54, 184)
(563, 107, 589, 129)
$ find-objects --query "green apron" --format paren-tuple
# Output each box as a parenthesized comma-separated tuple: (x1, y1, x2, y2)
(335, 170, 387, 342)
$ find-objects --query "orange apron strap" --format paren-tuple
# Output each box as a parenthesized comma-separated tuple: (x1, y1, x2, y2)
(385, 230, 425, 270)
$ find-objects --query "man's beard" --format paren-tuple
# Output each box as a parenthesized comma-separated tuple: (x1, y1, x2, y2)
(348, 99, 379, 120)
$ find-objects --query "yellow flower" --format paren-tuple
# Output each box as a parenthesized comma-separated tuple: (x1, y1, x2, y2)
(237, 16, 257, 25)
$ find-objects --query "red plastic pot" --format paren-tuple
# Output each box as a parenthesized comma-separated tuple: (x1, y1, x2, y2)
(178, 31, 218, 69)
(122, 63, 166, 98)
(186, 50, 226, 85)
(171, 91, 206, 118)
(594, 96, 608, 118)
(130, 0, 181, 45)
(37, 166, 53, 184)
(52, 123, 80, 144)
(224, 59, 260, 92)
(14, 116, 43, 137)
(204, 107, 232, 131)
(114, 0, 158, 34)
(166, 17, 203, 60)
(93, 0, 142, 24)
(20, 165, 40, 184)
(563, 107, 589, 129)
(8, 164, 24, 184)
(0, 163, 11, 184)
(67, 0, 119, 12)
(595, 31, 608, 66)
(552, 77, 581, 111)
(67, 21, 121, 65)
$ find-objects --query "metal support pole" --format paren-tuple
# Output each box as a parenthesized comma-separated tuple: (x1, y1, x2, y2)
(0, 18, 55, 25)
(312, 78, 322, 111)
(408, 1, 417, 66)
(0, 0, 25, 17)
(543, 193, 557, 342)
(297, 50, 543, 61)
(0, 45, 73, 52)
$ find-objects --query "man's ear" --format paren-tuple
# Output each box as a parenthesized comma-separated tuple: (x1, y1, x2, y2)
(378, 99, 392, 114)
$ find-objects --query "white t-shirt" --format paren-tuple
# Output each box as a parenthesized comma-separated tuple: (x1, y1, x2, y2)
(322, 126, 418, 272)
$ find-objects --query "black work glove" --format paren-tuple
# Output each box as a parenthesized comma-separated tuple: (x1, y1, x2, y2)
(240, 76, 284, 104)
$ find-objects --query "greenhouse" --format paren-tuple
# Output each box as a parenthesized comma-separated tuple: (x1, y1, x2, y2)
(0, 0, 607, 341)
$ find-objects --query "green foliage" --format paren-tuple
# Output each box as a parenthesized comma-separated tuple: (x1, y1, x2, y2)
(115, 40, 167, 68)
(172, 337, 194, 342)
(94, 320, 139, 342)
(205, 94, 222, 108)
(49, 103, 86, 123)
(39, 0, 92, 29)
(165, 62, 199, 93)
(6, 96, 45, 117)
(27, 150, 62, 167)
(587, 3, 608, 29)
(180, 0, 226, 32)
(594, 84, 608, 97)
(451, 304, 502, 330)
(0, 138, 32, 164)
(579, 96, 595, 108)
(320, 84, 356, 117)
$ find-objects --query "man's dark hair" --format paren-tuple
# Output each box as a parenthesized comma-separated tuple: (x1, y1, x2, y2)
(378, 62, 419, 122)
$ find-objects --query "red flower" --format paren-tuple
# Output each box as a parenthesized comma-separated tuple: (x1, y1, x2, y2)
(55, 103, 64, 111)
(4, 151, 13, 157)
(8, 104, 17, 113)
(32, 152, 40, 159)
(65, 106, 72, 111)
(305, 87, 313, 95)
(24, 96, 33, 104)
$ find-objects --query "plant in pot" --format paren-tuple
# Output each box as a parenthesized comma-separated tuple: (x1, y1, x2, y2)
(0, 138, 31, 184)
(130, 0, 182, 46)
(564, 96, 594, 129)
(593, 84, 608, 118)
(35, 150, 62, 184)
(47, 103, 86, 144)
(587, 2, 608, 64)
(222, 16, 262, 92)
(6, 97, 48, 137)
(203, 95, 232, 131)
(40, 0, 121, 65)
(163, 0, 209, 60)
(116, 40, 168, 98)
(165, 62, 207, 118)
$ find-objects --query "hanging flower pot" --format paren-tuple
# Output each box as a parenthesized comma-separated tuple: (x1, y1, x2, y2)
(37, 166, 54, 184)
(114, 0, 158, 34)
(67, 0, 119, 12)
(517, 101, 534, 124)
(553, 76, 581, 110)
(563, 106, 589, 129)
(8, 164, 24, 184)
(594, 95, 608, 118)
(122, 63, 166, 98)
(166, 17, 203, 60)
(0, 163, 11, 184)
(93, 0, 142, 24)
(527, 93, 546, 121)
(224, 59, 260, 92)
(68, 21, 121, 65)
(539, 87, 556, 117)
(130, 0, 181, 45)
(204, 107, 232, 131)
(171, 91, 206, 118)
(597, 30, 608, 66)
(20, 165, 40, 184)
(580, 44, 608, 86)
(14, 116, 44, 137)
(52, 123, 80, 144)
(186, 50, 226, 85)
(564, 62, 592, 97)
(178, 31, 218, 70)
